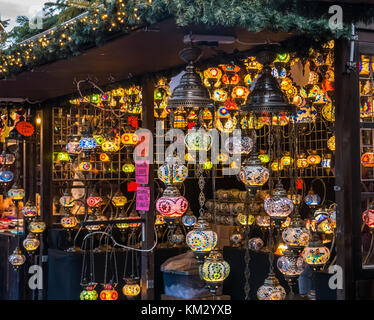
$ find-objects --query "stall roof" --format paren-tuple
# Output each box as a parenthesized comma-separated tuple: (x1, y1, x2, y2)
(0, 18, 293, 102)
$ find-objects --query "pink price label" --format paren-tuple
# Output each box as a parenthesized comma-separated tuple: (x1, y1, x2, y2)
(136, 186, 150, 211)
(135, 161, 149, 185)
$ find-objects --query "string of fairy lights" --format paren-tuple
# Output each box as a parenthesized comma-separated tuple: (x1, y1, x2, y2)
(0, 0, 153, 76)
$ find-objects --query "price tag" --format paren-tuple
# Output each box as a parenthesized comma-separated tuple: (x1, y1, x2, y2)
(136, 187, 150, 211)
(135, 161, 149, 185)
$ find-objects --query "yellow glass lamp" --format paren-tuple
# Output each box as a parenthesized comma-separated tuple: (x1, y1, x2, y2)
(271, 160, 284, 172)
(275, 242, 288, 256)
(121, 133, 138, 146)
(237, 213, 255, 226)
(296, 154, 309, 169)
(122, 162, 135, 173)
(280, 153, 293, 167)
(111, 191, 128, 207)
(203, 160, 213, 170)
(327, 136, 335, 151)
(99, 153, 110, 162)
(57, 152, 70, 162)
(123, 279, 141, 299)
(307, 151, 321, 166)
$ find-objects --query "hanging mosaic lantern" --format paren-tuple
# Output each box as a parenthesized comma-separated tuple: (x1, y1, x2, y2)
(86, 190, 103, 208)
(304, 189, 321, 207)
(123, 278, 141, 298)
(321, 153, 332, 170)
(93, 134, 104, 146)
(181, 209, 197, 227)
(8, 247, 26, 269)
(264, 182, 294, 219)
(282, 214, 311, 248)
(80, 284, 98, 300)
(157, 160, 188, 184)
(61, 215, 78, 230)
(85, 215, 101, 232)
(280, 153, 293, 167)
(237, 213, 255, 226)
(296, 154, 309, 169)
(306, 152, 322, 166)
(60, 191, 74, 208)
(22, 233, 40, 255)
(203, 160, 213, 170)
(292, 105, 317, 123)
(322, 103, 335, 122)
(99, 153, 110, 162)
(7, 183, 25, 200)
(186, 217, 217, 264)
(57, 152, 70, 162)
(239, 147, 269, 187)
(203, 67, 223, 89)
(111, 191, 128, 207)
(185, 129, 212, 151)
(121, 132, 138, 146)
(102, 137, 120, 152)
(115, 212, 130, 230)
(248, 237, 264, 251)
(363, 208, 374, 229)
(122, 161, 135, 174)
(79, 137, 97, 150)
(271, 160, 284, 172)
(257, 272, 286, 300)
(100, 284, 118, 301)
(361, 152, 374, 167)
(327, 136, 335, 151)
(0, 152, 16, 165)
(277, 249, 306, 278)
(200, 250, 230, 295)
(302, 233, 330, 270)
(66, 137, 81, 155)
(256, 215, 270, 228)
(22, 200, 38, 220)
(258, 151, 270, 164)
(224, 136, 253, 155)
(0, 170, 14, 183)
(79, 161, 92, 172)
(29, 219, 46, 236)
(156, 185, 188, 219)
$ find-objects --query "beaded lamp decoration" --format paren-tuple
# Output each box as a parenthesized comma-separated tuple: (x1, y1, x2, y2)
(199, 250, 230, 295)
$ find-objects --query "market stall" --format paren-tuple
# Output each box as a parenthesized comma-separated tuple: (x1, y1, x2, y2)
(0, 0, 374, 301)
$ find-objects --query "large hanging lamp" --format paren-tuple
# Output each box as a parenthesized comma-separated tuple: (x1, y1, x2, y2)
(243, 48, 295, 114)
(167, 46, 213, 110)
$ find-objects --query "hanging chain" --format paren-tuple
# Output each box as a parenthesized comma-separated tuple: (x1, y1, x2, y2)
(197, 164, 206, 216)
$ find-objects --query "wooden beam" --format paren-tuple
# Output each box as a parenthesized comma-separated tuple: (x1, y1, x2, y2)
(334, 38, 360, 300)
(140, 76, 155, 300)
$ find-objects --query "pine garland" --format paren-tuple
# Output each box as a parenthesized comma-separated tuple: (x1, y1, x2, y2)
(1, 0, 373, 79)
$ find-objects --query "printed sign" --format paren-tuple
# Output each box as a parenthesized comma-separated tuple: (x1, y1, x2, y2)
(16, 121, 34, 137)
